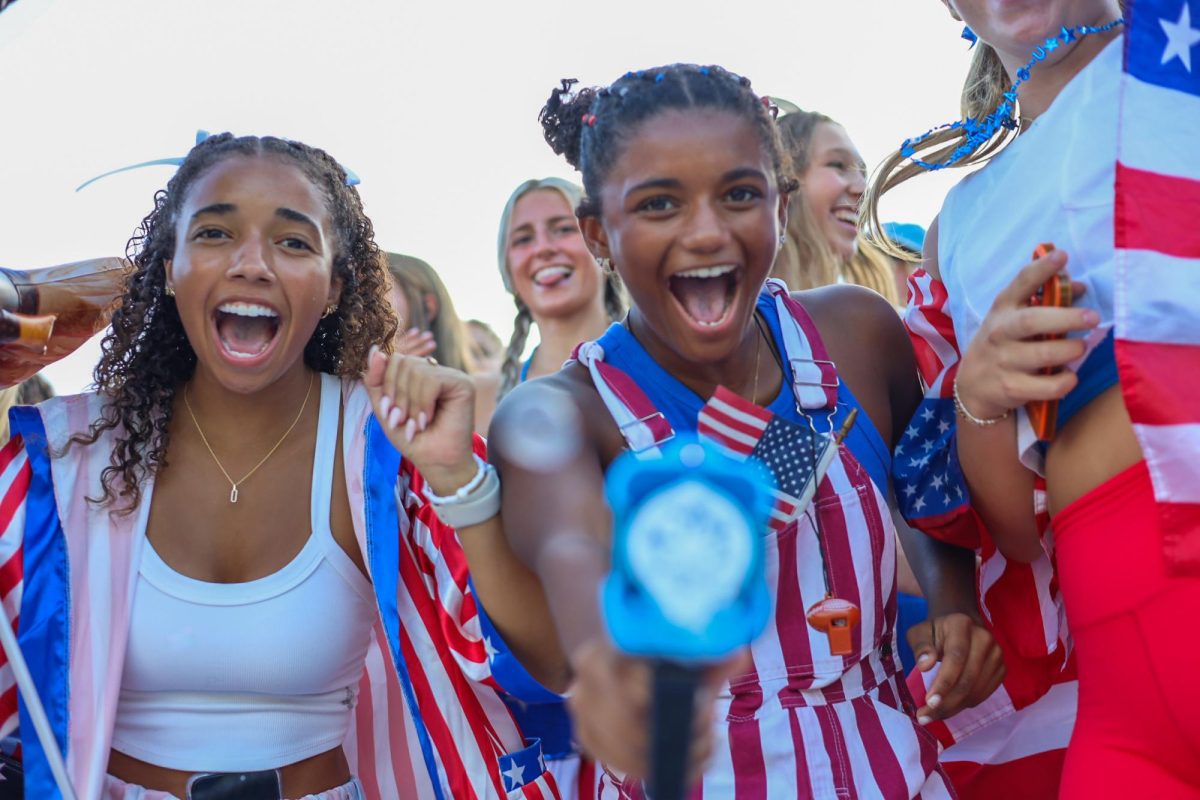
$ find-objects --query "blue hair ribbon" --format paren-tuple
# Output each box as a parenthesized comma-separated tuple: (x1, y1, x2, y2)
(76, 129, 361, 192)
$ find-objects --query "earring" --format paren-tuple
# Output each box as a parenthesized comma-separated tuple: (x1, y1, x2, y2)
(778, 233, 787, 246)
(322, 302, 337, 318)
(165, 284, 175, 297)
(597, 257, 613, 271)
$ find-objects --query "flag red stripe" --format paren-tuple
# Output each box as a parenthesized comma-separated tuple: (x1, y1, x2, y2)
(853, 694, 909, 796)
(1116, 339, 1200, 425)
(729, 713, 768, 799)
(788, 707, 815, 798)
(1115, 164, 1200, 257)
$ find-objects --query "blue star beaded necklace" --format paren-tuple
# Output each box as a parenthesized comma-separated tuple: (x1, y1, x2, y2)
(901, 18, 1125, 171)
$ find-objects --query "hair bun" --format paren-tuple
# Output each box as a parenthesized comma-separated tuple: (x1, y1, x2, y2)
(540, 79, 597, 170)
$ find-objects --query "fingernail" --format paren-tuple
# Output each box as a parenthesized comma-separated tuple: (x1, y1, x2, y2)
(405, 418, 417, 442)
(917, 653, 934, 666)
(917, 715, 932, 726)
(388, 407, 403, 430)
(418, 411, 428, 431)
(1082, 309, 1099, 325)
(380, 396, 393, 419)
(369, 344, 379, 359)
(407, 327, 420, 335)
(927, 693, 942, 709)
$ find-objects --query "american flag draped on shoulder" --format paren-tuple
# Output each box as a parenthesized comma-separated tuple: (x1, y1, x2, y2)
(1116, 0, 1200, 573)
(696, 386, 836, 531)
(899, 271, 1069, 712)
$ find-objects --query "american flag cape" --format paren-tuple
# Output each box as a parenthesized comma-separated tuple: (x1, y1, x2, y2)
(0, 378, 559, 800)
(1115, 0, 1200, 573)
(900, 271, 1078, 798)
(899, 271, 1070, 713)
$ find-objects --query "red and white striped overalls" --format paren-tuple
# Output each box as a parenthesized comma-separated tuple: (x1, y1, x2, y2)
(580, 282, 953, 799)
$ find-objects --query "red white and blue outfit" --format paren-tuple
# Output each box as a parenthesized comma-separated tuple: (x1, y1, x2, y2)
(0, 376, 559, 799)
(579, 281, 953, 799)
(898, 3, 1200, 795)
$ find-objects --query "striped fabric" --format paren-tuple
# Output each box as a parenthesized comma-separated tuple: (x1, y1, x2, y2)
(906, 667, 1075, 800)
(1115, 0, 1200, 572)
(900, 270, 1071, 708)
(697, 386, 832, 532)
(0, 437, 29, 741)
(899, 271, 1076, 795)
(0, 381, 559, 800)
(581, 287, 950, 798)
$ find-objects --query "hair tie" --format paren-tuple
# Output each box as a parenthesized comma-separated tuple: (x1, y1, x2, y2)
(961, 26, 978, 47)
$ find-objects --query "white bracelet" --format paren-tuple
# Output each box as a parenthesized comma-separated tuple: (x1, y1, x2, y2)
(422, 455, 501, 529)
(952, 377, 1011, 427)
(422, 454, 489, 504)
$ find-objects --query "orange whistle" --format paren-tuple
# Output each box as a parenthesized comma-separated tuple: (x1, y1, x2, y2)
(1025, 243, 1073, 442)
(806, 596, 861, 656)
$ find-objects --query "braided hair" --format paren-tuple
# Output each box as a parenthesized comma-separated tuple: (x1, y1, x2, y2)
(539, 64, 796, 218)
(70, 133, 397, 511)
(494, 177, 628, 399)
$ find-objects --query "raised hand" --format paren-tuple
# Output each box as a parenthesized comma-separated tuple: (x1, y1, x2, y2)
(362, 346, 477, 495)
(567, 636, 749, 786)
(955, 248, 1097, 422)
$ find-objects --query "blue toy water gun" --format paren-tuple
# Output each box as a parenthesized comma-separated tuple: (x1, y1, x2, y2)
(603, 436, 774, 800)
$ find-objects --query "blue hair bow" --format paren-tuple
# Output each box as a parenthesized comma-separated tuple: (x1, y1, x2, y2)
(76, 130, 361, 192)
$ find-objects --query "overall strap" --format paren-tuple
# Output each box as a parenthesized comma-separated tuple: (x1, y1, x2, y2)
(571, 341, 675, 458)
(764, 278, 840, 411)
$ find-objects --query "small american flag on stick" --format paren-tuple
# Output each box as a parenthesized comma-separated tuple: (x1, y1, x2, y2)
(697, 386, 837, 532)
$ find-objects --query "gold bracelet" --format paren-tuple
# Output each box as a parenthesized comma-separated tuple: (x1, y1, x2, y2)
(953, 377, 1011, 427)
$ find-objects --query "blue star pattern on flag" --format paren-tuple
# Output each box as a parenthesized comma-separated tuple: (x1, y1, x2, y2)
(892, 397, 970, 525)
(497, 741, 547, 792)
(1129, 0, 1200, 96)
(697, 386, 833, 531)
(749, 415, 826, 502)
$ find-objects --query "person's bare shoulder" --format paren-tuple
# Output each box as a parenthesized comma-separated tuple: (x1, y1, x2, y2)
(489, 363, 626, 467)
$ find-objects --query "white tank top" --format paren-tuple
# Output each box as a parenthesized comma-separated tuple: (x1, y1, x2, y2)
(111, 373, 378, 772)
(938, 36, 1122, 352)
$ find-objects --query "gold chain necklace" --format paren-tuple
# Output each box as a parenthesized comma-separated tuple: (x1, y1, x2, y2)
(184, 372, 315, 504)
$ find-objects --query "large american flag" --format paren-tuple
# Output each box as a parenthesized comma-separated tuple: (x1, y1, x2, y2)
(696, 386, 833, 532)
(1116, 0, 1200, 573)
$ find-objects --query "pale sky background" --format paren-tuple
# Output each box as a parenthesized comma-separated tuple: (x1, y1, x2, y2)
(0, 0, 972, 394)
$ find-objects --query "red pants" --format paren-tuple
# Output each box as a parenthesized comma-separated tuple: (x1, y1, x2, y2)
(1053, 461, 1200, 797)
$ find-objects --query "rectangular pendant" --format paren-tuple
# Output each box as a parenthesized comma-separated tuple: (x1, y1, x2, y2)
(230, 485, 239, 503)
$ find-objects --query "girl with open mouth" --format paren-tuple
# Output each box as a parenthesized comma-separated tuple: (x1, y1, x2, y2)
(0, 133, 557, 799)
(487, 63, 1005, 798)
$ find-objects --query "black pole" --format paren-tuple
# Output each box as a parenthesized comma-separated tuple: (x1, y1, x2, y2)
(648, 660, 700, 800)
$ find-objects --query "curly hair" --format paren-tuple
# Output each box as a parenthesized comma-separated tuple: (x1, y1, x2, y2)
(70, 133, 397, 512)
(539, 64, 797, 218)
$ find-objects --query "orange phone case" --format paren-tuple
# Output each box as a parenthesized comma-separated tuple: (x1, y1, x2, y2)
(1025, 243, 1073, 442)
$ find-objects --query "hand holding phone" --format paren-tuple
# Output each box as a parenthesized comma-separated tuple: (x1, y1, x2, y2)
(1025, 243, 1073, 442)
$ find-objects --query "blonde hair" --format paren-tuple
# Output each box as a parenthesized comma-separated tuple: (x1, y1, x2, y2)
(495, 178, 626, 399)
(844, 236, 902, 306)
(384, 253, 474, 373)
(863, 42, 1014, 260)
(772, 111, 842, 290)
